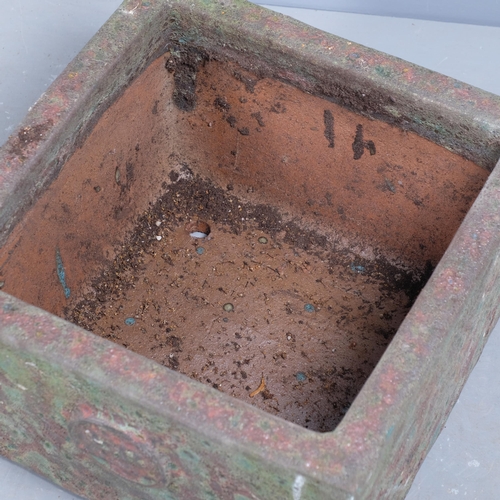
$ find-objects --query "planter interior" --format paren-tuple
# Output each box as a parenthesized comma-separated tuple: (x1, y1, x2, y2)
(0, 52, 488, 432)
(1, 1, 500, 499)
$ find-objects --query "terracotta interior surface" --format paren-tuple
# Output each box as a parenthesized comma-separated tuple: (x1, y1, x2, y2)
(0, 50, 488, 431)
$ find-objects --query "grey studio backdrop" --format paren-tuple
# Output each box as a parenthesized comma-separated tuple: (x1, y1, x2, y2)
(2, 2, 500, 499)
(255, 0, 500, 26)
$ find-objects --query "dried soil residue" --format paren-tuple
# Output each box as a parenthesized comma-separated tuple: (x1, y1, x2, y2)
(8, 120, 53, 159)
(68, 170, 425, 432)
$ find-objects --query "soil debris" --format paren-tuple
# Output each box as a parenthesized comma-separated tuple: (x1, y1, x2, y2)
(68, 173, 422, 432)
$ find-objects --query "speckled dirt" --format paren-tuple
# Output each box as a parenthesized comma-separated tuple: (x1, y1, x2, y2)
(68, 172, 413, 431)
(0, 51, 488, 431)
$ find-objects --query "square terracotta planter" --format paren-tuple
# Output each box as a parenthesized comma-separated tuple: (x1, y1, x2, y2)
(1, 1, 500, 498)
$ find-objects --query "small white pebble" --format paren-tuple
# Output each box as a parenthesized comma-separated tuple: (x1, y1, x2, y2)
(190, 231, 207, 239)
(155, 220, 162, 226)
(155, 235, 162, 241)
